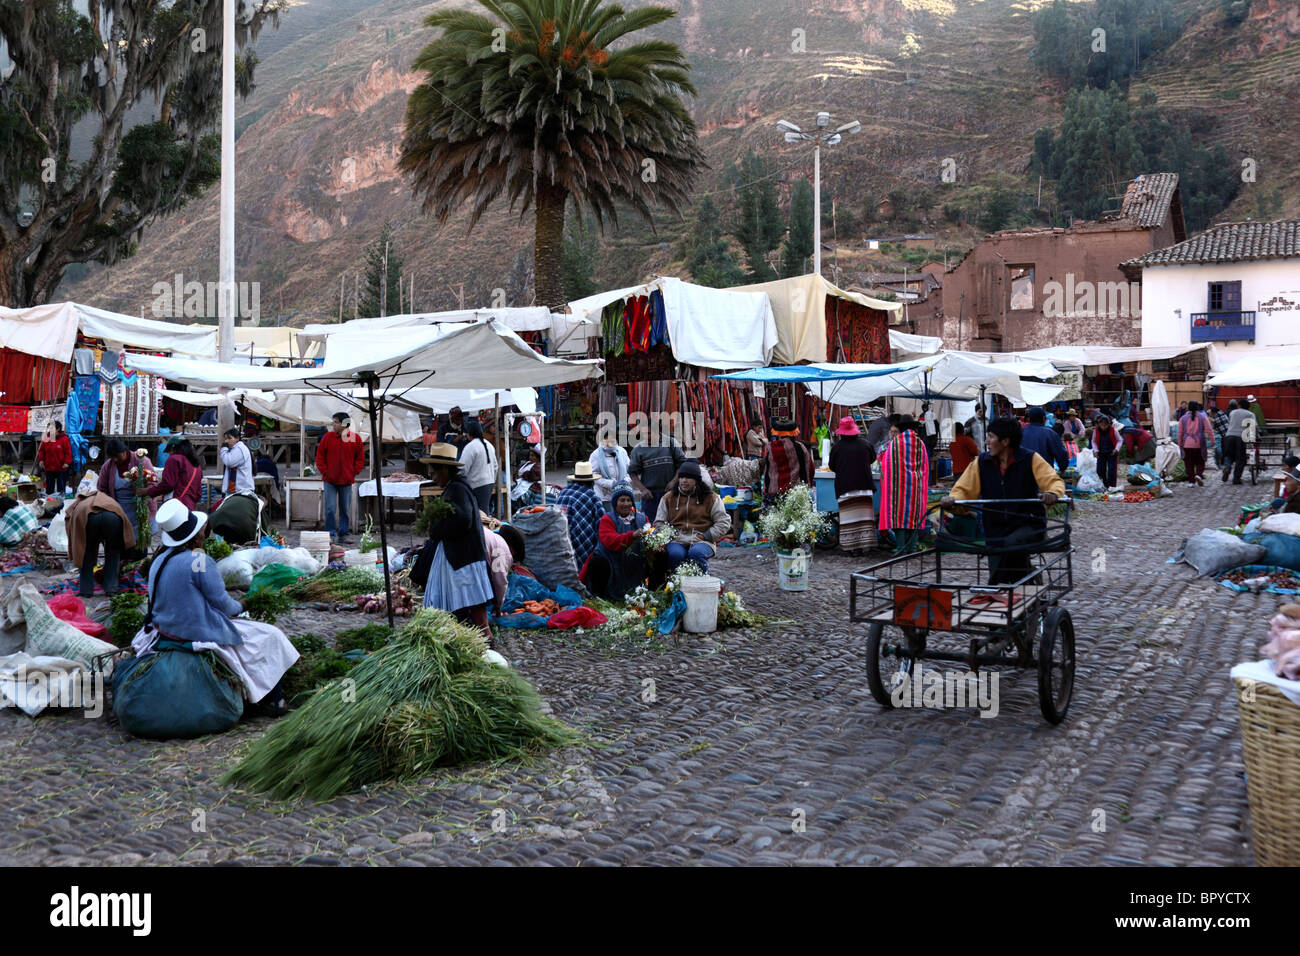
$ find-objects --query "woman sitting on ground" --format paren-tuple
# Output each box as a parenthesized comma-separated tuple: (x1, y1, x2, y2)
(654, 462, 730, 575)
(134, 500, 299, 716)
(581, 482, 650, 601)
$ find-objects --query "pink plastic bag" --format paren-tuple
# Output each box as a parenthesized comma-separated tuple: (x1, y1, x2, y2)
(46, 594, 109, 640)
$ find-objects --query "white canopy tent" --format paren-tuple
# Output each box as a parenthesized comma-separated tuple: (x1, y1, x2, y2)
(0, 301, 218, 363)
(795, 353, 1047, 406)
(1150, 379, 1180, 477)
(128, 319, 601, 626)
(1008, 343, 1218, 371)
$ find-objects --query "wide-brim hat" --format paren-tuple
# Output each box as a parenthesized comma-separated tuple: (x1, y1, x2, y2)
(1247, 394, 1257, 402)
(157, 498, 207, 548)
(424, 442, 462, 467)
(834, 415, 859, 436)
(568, 461, 596, 482)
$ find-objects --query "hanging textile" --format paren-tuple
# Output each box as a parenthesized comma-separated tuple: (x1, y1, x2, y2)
(0, 348, 36, 405)
(627, 296, 654, 354)
(649, 290, 669, 348)
(826, 300, 891, 364)
(106, 376, 160, 436)
(604, 344, 676, 384)
(32, 357, 69, 402)
(70, 376, 101, 433)
(0, 406, 28, 433)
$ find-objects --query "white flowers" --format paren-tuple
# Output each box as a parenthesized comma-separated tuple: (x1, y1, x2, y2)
(759, 486, 829, 552)
(638, 524, 676, 553)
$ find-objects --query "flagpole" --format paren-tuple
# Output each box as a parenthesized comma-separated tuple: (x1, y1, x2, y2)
(217, 0, 236, 433)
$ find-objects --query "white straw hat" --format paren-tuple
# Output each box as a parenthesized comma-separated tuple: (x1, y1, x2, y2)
(157, 499, 207, 548)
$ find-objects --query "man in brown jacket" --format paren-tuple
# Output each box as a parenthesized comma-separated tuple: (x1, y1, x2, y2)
(653, 461, 730, 574)
(66, 487, 136, 598)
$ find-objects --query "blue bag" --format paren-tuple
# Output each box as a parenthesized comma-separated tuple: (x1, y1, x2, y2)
(1243, 532, 1300, 573)
(656, 590, 688, 635)
(112, 639, 244, 739)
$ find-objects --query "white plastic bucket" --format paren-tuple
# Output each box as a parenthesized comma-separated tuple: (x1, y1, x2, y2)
(680, 575, 721, 633)
(777, 550, 811, 591)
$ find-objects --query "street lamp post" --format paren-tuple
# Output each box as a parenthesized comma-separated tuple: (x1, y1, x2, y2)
(218, 0, 236, 433)
(775, 112, 861, 277)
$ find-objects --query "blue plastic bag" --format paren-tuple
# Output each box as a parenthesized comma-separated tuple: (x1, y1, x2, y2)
(112, 639, 244, 739)
(501, 575, 583, 614)
(656, 590, 688, 634)
(492, 611, 551, 629)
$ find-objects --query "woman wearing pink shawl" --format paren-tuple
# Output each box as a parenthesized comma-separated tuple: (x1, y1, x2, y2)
(878, 420, 930, 554)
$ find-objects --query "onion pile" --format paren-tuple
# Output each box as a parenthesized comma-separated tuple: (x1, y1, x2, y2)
(355, 586, 415, 616)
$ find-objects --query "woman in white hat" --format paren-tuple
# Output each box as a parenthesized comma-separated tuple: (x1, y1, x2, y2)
(414, 443, 494, 641)
(135, 499, 299, 715)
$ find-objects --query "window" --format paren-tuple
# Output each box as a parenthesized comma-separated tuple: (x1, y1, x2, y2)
(1208, 280, 1241, 313)
(1008, 265, 1034, 310)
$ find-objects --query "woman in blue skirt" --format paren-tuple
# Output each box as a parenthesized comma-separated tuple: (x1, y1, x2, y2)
(420, 443, 494, 643)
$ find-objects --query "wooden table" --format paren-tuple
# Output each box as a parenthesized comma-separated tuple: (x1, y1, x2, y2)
(283, 476, 360, 532)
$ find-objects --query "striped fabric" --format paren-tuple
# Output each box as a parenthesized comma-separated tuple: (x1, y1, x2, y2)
(878, 431, 930, 531)
(107, 377, 159, 436)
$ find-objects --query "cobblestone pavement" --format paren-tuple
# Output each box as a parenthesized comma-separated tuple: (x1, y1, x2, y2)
(0, 479, 1274, 866)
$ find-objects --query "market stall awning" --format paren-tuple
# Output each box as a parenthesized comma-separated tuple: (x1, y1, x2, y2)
(566, 276, 778, 370)
(1010, 343, 1218, 371)
(797, 353, 1034, 405)
(124, 319, 602, 391)
(730, 274, 904, 365)
(1205, 348, 1300, 387)
(713, 360, 927, 385)
(889, 329, 942, 355)
(0, 302, 218, 363)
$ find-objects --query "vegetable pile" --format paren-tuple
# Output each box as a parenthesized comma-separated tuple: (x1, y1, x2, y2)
(355, 586, 415, 616)
(284, 566, 384, 602)
(224, 609, 574, 800)
(412, 497, 454, 536)
(242, 588, 293, 624)
(203, 535, 233, 561)
(108, 592, 146, 646)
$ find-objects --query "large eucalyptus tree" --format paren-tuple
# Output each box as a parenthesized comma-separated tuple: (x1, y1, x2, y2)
(0, 0, 285, 306)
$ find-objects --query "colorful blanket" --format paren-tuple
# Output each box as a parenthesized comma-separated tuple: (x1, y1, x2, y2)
(878, 431, 930, 531)
(106, 376, 159, 437)
(43, 569, 148, 597)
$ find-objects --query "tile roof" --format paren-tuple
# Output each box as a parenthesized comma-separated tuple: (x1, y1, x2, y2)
(1123, 219, 1300, 268)
(1120, 172, 1179, 229)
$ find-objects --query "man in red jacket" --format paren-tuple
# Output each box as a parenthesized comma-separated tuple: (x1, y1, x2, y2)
(36, 421, 73, 496)
(315, 411, 366, 544)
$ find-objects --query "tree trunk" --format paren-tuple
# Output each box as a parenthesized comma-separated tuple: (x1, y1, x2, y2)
(533, 180, 567, 310)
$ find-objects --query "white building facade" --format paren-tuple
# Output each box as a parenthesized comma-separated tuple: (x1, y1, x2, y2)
(1124, 220, 1300, 367)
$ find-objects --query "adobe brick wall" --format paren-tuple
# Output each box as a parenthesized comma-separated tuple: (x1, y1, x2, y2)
(936, 224, 1160, 351)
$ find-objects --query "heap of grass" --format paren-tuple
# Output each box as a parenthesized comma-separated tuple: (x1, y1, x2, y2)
(283, 566, 383, 603)
(223, 609, 574, 800)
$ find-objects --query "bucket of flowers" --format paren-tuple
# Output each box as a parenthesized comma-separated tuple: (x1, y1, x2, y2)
(758, 485, 829, 591)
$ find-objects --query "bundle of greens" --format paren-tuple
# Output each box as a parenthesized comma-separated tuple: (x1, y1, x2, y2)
(242, 588, 293, 624)
(108, 592, 146, 646)
(284, 566, 383, 603)
(412, 497, 455, 536)
(333, 623, 395, 654)
(282, 634, 359, 704)
(203, 535, 233, 561)
(224, 609, 574, 800)
(359, 515, 380, 554)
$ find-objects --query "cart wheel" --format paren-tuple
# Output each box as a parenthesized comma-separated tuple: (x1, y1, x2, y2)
(866, 622, 924, 709)
(1037, 608, 1075, 724)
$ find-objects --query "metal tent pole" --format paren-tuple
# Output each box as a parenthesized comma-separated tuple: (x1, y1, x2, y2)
(362, 374, 395, 628)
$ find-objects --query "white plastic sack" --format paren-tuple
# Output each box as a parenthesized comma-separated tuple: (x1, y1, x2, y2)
(46, 512, 68, 553)
(1173, 529, 1267, 578)
(223, 546, 322, 580)
(342, 546, 396, 569)
(1260, 513, 1300, 538)
(217, 552, 256, 588)
(0, 651, 93, 717)
(1074, 448, 1105, 494)
(19, 583, 115, 664)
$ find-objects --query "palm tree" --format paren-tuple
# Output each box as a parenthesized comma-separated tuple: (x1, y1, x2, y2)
(399, 0, 704, 309)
